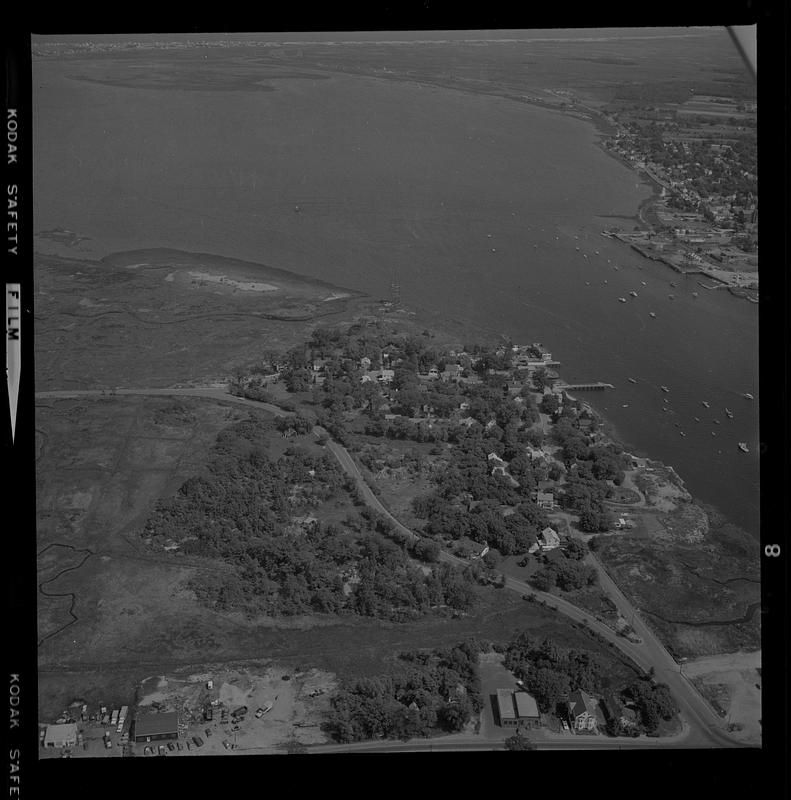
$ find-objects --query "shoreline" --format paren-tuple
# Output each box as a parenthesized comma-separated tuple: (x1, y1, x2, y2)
(566, 103, 759, 305)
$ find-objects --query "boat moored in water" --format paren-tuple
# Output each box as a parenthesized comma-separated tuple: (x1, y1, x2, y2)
(725, 408, 733, 418)
(660, 386, 670, 393)
(629, 290, 638, 297)
(701, 401, 710, 408)
(738, 442, 749, 453)
(618, 297, 627, 303)
(628, 378, 637, 384)
(743, 393, 754, 400)
(649, 312, 656, 318)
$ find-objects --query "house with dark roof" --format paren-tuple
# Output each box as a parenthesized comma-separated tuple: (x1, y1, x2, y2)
(600, 694, 638, 730)
(567, 690, 598, 732)
(441, 364, 462, 381)
(534, 491, 555, 510)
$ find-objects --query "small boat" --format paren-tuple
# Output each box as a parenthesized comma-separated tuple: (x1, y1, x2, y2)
(487, 233, 492, 238)
(595, 250, 600, 255)
(743, 393, 754, 400)
(694, 416, 700, 422)
(692, 291, 699, 298)
(738, 442, 749, 453)
(701, 401, 710, 408)
(663, 397, 669, 403)
(713, 419, 720, 424)
(662, 407, 669, 413)
(725, 408, 733, 418)
(491, 248, 497, 252)
(622, 404, 629, 408)
(583, 254, 588, 259)
(585, 281, 591, 286)
(649, 312, 657, 319)
(613, 265, 619, 270)
(641, 281, 647, 286)
(670, 281, 677, 287)
(618, 297, 627, 303)
(668, 294, 675, 299)
(604, 280, 608, 284)
(628, 378, 637, 384)
(660, 386, 670, 393)
(711, 431, 717, 437)
(629, 290, 638, 298)
(679, 431, 686, 437)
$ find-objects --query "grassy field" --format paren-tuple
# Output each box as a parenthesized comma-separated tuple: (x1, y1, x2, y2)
(33, 248, 366, 391)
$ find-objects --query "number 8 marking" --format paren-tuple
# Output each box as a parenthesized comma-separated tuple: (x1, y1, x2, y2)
(764, 544, 781, 557)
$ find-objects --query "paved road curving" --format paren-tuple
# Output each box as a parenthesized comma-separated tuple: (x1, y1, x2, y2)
(36, 385, 745, 748)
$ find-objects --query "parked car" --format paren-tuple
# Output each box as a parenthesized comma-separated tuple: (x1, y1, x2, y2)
(192, 736, 204, 748)
(561, 721, 569, 732)
(167, 742, 175, 751)
(205, 728, 212, 737)
(158, 745, 166, 756)
(143, 746, 152, 755)
(176, 742, 182, 751)
(222, 740, 231, 750)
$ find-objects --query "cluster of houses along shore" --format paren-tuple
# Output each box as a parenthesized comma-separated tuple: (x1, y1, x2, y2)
(266, 342, 560, 389)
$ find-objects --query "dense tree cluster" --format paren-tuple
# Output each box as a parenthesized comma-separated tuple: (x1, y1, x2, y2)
(323, 640, 484, 742)
(141, 417, 476, 621)
(504, 730, 538, 750)
(622, 678, 679, 733)
(503, 633, 610, 714)
(414, 493, 549, 556)
(529, 557, 598, 592)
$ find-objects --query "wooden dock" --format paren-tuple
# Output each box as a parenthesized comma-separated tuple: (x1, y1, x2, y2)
(554, 381, 614, 391)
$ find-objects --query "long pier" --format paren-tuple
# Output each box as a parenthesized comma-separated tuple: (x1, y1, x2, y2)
(554, 381, 614, 391)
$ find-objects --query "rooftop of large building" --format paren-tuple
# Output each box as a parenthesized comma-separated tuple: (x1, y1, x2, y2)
(134, 711, 179, 738)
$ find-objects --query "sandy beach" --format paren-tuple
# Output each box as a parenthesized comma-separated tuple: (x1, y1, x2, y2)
(187, 270, 279, 292)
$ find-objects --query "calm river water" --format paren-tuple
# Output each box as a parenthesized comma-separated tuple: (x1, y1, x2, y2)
(33, 56, 759, 536)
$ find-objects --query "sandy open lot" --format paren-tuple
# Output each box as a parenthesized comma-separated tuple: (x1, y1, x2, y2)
(686, 650, 761, 745)
(132, 664, 337, 756)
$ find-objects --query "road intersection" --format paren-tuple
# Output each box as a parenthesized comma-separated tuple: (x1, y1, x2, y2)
(36, 385, 749, 749)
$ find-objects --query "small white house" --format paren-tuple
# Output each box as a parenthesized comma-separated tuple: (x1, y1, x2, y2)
(539, 527, 560, 550)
